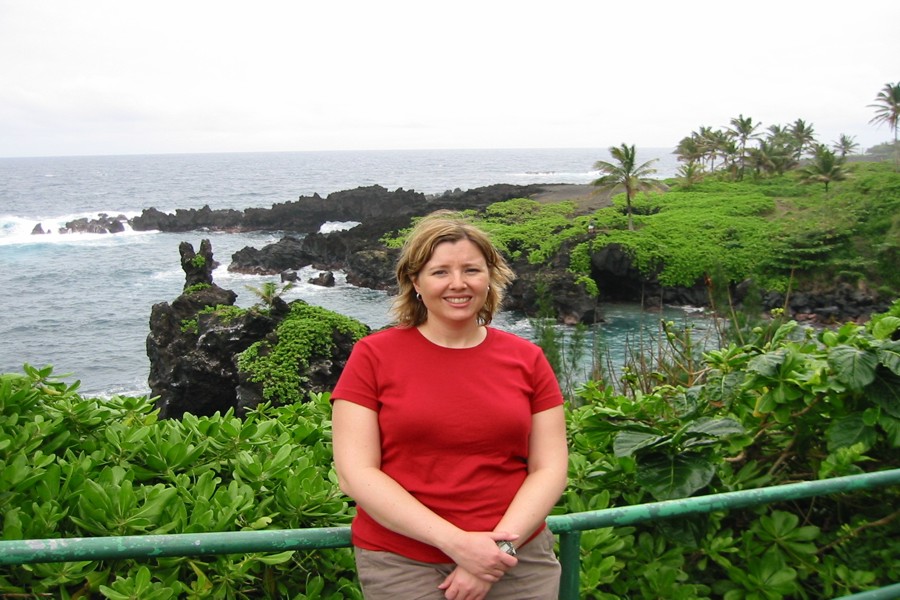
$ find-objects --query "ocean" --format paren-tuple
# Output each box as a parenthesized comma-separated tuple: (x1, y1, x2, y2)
(0, 147, 703, 398)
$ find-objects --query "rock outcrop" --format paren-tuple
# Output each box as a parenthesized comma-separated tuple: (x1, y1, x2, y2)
(57, 213, 129, 234)
(135, 183, 887, 326)
(132, 184, 547, 236)
(147, 240, 366, 419)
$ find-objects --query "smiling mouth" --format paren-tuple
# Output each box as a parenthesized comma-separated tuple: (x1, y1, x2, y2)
(444, 297, 472, 304)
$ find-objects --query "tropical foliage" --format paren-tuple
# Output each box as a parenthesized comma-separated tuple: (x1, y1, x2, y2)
(0, 366, 360, 599)
(868, 81, 900, 146)
(238, 303, 369, 405)
(798, 144, 849, 193)
(575, 161, 900, 295)
(3, 302, 899, 597)
(561, 304, 900, 598)
(592, 144, 662, 231)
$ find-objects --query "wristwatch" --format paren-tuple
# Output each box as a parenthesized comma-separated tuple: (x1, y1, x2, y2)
(496, 540, 517, 556)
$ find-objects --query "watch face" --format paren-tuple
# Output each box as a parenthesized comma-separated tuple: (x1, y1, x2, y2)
(497, 541, 517, 556)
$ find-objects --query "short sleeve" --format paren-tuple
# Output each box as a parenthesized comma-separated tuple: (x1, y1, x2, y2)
(330, 337, 381, 411)
(529, 346, 565, 414)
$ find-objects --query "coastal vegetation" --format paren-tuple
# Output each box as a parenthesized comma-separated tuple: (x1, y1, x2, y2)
(2, 299, 898, 597)
(868, 82, 900, 164)
(2, 86, 900, 597)
(586, 160, 899, 296)
(384, 159, 899, 303)
(237, 303, 368, 406)
(0, 367, 360, 599)
(590, 143, 662, 231)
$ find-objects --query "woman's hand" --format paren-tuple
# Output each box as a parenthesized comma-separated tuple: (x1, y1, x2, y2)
(440, 530, 518, 582)
(438, 566, 493, 600)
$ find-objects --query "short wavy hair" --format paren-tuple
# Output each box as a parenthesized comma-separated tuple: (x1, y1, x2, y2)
(392, 211, 515, 327)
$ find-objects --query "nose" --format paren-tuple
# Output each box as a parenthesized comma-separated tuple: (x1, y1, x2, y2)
(449, 270, 467, 288)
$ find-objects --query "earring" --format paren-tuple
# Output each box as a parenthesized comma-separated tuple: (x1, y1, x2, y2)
(416, 293, 421, 301)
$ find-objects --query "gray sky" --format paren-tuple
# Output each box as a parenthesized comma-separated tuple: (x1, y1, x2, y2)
(1, 0, 898, 158)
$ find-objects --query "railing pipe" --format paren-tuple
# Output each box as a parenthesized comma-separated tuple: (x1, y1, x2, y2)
(1, 469, 898, 599)
(834, 583, 900, 599)
(545, 468, 900, 534)
(0, 526, 351, 566)
(555, 530, 581, 600)
(546, 469, 900, 600)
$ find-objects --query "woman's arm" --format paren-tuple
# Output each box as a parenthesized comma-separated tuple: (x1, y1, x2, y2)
(492, 404, 568, 545)
(332, 399, 517, 580)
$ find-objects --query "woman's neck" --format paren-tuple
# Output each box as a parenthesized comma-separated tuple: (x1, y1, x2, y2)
(417, 320, 487, 349)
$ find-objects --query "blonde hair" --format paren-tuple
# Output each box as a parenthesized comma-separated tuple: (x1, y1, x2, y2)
(392, 211, 515, 327)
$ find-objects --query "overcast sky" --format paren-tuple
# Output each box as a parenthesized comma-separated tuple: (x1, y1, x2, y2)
(1, 1, 898, 158)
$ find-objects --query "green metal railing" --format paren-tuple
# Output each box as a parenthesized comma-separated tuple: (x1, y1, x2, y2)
(2, 469, 899, 599)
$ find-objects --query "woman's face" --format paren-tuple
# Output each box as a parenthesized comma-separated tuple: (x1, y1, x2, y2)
(413, 239, 490, 328)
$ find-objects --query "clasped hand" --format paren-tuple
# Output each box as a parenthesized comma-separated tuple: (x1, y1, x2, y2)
(438, 531, 518, 600)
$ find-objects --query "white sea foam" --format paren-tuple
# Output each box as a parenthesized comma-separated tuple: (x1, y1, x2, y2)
(0, 209, 148, 244)
(319, 220, 361, 234)
(0, 218, 153, 246)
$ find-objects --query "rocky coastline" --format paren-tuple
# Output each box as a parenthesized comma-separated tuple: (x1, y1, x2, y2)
(52, 182, 888, 323)
(142, 183, 890, 417)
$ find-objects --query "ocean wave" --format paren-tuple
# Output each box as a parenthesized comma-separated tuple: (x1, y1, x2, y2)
(319, 220, 360, 234)
(0, 211, 151, 246)
(510, 170, 600, 182)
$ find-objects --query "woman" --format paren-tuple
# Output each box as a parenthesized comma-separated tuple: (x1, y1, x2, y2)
(331, 211, 568, 600)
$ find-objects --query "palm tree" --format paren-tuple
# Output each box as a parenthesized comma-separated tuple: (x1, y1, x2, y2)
(767, 123, 789, 140)
(705, 129, 732, 173)
(789, 119, 817, 161)
(728, 114, 761, 180)
(676, 161, 704, 189)
(831, 134, 859, 158)
(869, 82, 900, 168)
(674, 135, 703, 167)
(592, 144, 660, 231)
(799, 145, 848, 194)
(719, 137, 740, 180)
(695, 126, 720, 171)
(868, 82, 900, 145)
(245, 281, 295, 308)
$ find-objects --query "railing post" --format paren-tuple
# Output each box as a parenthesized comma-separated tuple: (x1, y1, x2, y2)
(556, 530, 581, 600)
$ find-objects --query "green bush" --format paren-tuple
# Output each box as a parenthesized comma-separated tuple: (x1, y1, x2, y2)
(562, 310, 900, 598)
(238, 302, 368, 405)
(3, 304, 899, 597)
(0, 366, 361, 599)
(578, 163, 900, 296)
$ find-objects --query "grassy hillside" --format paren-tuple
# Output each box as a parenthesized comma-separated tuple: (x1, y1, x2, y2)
(588, 161, 900, 296)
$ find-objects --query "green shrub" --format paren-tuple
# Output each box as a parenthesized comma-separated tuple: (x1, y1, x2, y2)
(238, 302, 368, 405)
(0, 364, 361, 598)
(563, 308, 900, 597)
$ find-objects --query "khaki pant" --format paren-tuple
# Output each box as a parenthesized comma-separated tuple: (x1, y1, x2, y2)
(354, 527, 560, 600)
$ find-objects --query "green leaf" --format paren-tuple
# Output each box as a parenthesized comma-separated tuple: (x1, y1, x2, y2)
(872, 316, 900, 340)
(255, 550, 295, 565)
(826, 413, 877, 452)
(828, 346, 878, 391)
(635, 453, 716, 500)
(98, 587, 132, 600)
(613, 430, 668, 458)
(878, 413, 900, 446)
(868, 372, 900, 418)
(747, 350, 786, 377)
(683, 417, 744, 439)
(877, 340, 900, 376)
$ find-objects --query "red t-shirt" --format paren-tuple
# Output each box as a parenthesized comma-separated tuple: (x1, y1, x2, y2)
(331, 326, 564, 563)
